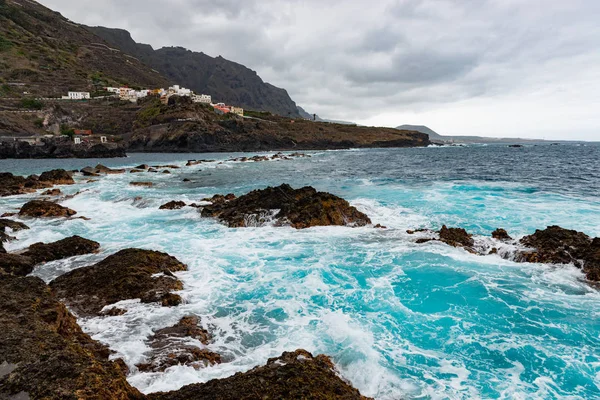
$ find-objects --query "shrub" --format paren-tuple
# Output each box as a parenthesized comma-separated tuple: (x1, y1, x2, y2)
(60, 125, 74, 138)
(34, 118, 44, 128)
(20, 98, 44, 110)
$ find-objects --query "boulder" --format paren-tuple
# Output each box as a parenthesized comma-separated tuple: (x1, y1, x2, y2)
(135, 164, 149, 170)
(0, 275, 144, 399)
(201, 184, 371, 229)
(42, 188, 62, 196)
(38, 169, 75, 185)
(22, 236, 100, 265)
(0, 219, 29, 235)
(136, 316, 221, 373)
(147, 349, 370, 400)
(0, 253, 35, 275)
(492, 228, 512, 241)
(517, 226, 600, 281)
(19, 200, 77, 218)
(81, 166, 101, 177)
(162, 170, 171, 174)
(50, 249, 187, 316)
(0, 172, 48, 197)
(130, 169, 143, 173)
(95, 164, 126, 174)
(160, 201, 187, 210)
(439, 225, 474, 249)
(130, 182, 153, 187)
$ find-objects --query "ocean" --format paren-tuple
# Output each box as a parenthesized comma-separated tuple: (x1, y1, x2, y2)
(1, 143, 599, 399)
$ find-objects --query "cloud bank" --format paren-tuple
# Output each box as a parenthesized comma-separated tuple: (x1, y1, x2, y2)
(41, 0, 600, 139)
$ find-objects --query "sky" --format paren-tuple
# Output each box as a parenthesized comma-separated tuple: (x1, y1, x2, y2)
(40, 0, 600, 140)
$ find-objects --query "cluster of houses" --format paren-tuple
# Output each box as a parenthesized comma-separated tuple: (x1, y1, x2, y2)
(61, 84, 244, 116)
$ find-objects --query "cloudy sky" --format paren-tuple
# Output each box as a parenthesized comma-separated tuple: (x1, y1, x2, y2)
(41, 0, 600, 140)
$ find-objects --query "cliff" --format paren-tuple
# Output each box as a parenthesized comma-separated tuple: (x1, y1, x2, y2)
(0, 0, 170, 99)
(87, 27, 301, 117)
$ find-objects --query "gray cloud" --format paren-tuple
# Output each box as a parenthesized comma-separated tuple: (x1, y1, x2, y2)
(39, 0, 600, 139)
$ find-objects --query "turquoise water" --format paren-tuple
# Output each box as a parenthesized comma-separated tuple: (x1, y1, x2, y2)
(1, 143, 599, 399)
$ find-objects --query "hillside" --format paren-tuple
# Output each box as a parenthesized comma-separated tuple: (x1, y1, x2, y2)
(0, 0, 170, 98)
(396, 125, 443, 140)
(87, 27, 301, 117)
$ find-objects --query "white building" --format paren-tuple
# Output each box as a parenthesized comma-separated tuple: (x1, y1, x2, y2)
(191, 94, 212, 104)
(168, 85, 192, 97)
(67, 92, 90, 100)
(105, 87, 120, 93)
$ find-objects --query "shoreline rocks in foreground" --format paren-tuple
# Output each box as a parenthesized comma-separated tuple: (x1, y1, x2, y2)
(201, 184, 372, 229)
(148, 349, 371, 400)
(0, 275, 144, 399)
(19, 200, 77, 218)
(50, 248, 188, 316)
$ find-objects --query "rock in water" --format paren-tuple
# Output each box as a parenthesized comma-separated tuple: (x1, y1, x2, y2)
(38, 169, 75, 185)
(439, 225, 475, 249)
(19, 200, 77, 218)
(95, 164, 126, 174)
(0, 254, 35, 275)
(0, 172, 51, 197)
(130, 182, 153, 187)
(517, 226, 600, 281)
(22, 236, 100, 264)
(159, 201, 187, 210)
(201, 184, 371, 229)
(147, 349, 371, 400)
(0, 275, 144, 399)
(136, 316, 221, 372)
(50, 249, 187, 316)
(0, 218, 29, 244)
(492, 228, 512, 241)
(42, 188, 62, 196)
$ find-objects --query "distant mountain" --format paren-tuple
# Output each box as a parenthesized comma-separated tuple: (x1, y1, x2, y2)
(87, 27, 301, 117)
(0, 0, 169, 98)
(396, 124, 552, 144)
(297, 106, 357, 125)
(396, 125, 443, 140)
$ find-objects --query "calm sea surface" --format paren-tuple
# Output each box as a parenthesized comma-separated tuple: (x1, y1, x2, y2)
(1, 143, 599, 399)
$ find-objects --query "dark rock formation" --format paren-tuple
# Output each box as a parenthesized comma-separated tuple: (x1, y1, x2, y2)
(201, 184, 371, 229)
(19, 200, 77, 218)
(38, 169, 75, 185)
(135, 164, 150, 170)
(160, 201, 187, 210)
(136, 316, 221, 373)
(0, 253, 34, 276)
(0, 172, 51, 197)
(50, 249, 187, 316)
(439, 225, 475, 250)
(23, 236, 100, 264)
(0, 138, 127, 159)
(95, 164, 126, 174)
(131, 182, 153, 187)
(148, 349, 370, 400)
(42, 188, 62, 196)
(81, 167, 101, 176)
(492, 228, 512, 241)
(0, 236, 99, 276)
(517, 226, 600, 281)
(0, 218, 29, 243)
(0, 275, 144, 399)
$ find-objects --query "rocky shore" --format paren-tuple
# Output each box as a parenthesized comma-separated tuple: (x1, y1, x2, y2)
(0, 137, 126, 159)
(1, 164, 600, 399)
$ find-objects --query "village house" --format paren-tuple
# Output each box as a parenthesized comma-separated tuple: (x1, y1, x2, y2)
(168, 85, 192, 97)
(230, 106, 244, 116)
(63, 91, 90, 100)
(191, 94, 212, 104)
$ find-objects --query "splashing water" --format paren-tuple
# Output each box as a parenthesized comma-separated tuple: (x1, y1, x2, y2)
(1, 144, 599, 399)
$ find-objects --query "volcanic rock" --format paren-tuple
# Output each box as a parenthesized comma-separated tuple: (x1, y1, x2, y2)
(0, 253, 35, 276)
(160, 201, 187, 210)
(19, 200, 77, 218)
(439, 225, 475, 249)
(38, 169, 75, 185)
(42, 188, 62, 196)
(0, 219, 29, 236)
(201, 184, 371, 229)
(95, 164, 126, 174)
(135, 164, 150, 170)
(0, 172, 48, 197)
(130, 182, 153, 187)
(22, 236, 100, 265)
(136, 316, 221, 373)
(492, 228, 512, 241)
(81, 166, 101, 176)
(147, 349, 370, 400)
(0, 275, 144, 399)
(50, 249, 187, 316)
(517, 226, 600, 281)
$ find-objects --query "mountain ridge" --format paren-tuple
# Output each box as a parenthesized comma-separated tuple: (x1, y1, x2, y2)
(86, 26, 301, 117)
